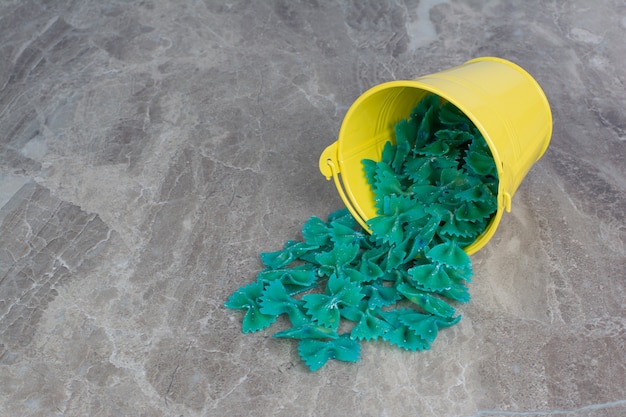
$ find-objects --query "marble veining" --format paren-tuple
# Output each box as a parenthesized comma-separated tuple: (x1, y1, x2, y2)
(1, 1, 625, 416)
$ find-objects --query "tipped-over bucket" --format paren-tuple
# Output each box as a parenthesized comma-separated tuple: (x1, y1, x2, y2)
(319, 57, 552, 255)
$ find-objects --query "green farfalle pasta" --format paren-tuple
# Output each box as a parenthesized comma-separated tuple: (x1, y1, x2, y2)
(363, 282, 402, 309)
(342, 305, 393, 341)
(257, 265, 317, 288)
(396, 282, 457, 318)
(426, 240, 471, 269)
(273, 323, 339, 340)
(302, 216, 332, 246)
(225, 281, 277, 333)
(225, 93, 499, 371)
(260, 240, 319, 269)
(367, 195, 427, 246)
(392, 119, 416, 172)
(302, 274, 364, 330)
(416, 140, 450, 156)
(440, 277, 471, 303)
(297, 335, 361, 372)
(329, 220, 366, 246)
(383, 325, 431, 352)
(438, 101, 472, 128)
(372, 162, 409, 198)
(408, 263, 452, 292)
(357, 250, 385, 281)
(404, 158, 436, 185)
(259, 280, 308, 326)
(363, 158, 378, 187)
(314, 243, 360, 279)
(397, 310, 462, 343)
(379, 309, 432, 352)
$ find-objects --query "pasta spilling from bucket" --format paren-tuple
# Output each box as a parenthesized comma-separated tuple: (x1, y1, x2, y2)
(225, 94, 498, 371)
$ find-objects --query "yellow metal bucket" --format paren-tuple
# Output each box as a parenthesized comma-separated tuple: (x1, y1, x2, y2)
(319, 57, 552, 255)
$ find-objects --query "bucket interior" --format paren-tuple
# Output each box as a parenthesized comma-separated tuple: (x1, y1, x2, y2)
(336, 84, 504, 255)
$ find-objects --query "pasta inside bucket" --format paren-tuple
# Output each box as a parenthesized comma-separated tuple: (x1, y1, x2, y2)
(319, 57, 552, 255)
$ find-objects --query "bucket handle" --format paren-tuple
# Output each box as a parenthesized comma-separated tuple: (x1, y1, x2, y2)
(320, 142, 372, 232)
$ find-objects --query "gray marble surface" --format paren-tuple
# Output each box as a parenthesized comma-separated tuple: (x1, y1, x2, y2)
(1, 1, 625, 416)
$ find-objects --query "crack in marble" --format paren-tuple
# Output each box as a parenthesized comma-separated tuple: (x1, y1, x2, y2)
(164, 341, 193, 407)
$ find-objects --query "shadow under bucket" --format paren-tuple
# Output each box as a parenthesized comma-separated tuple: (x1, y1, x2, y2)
(319, 57, 553, 255)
